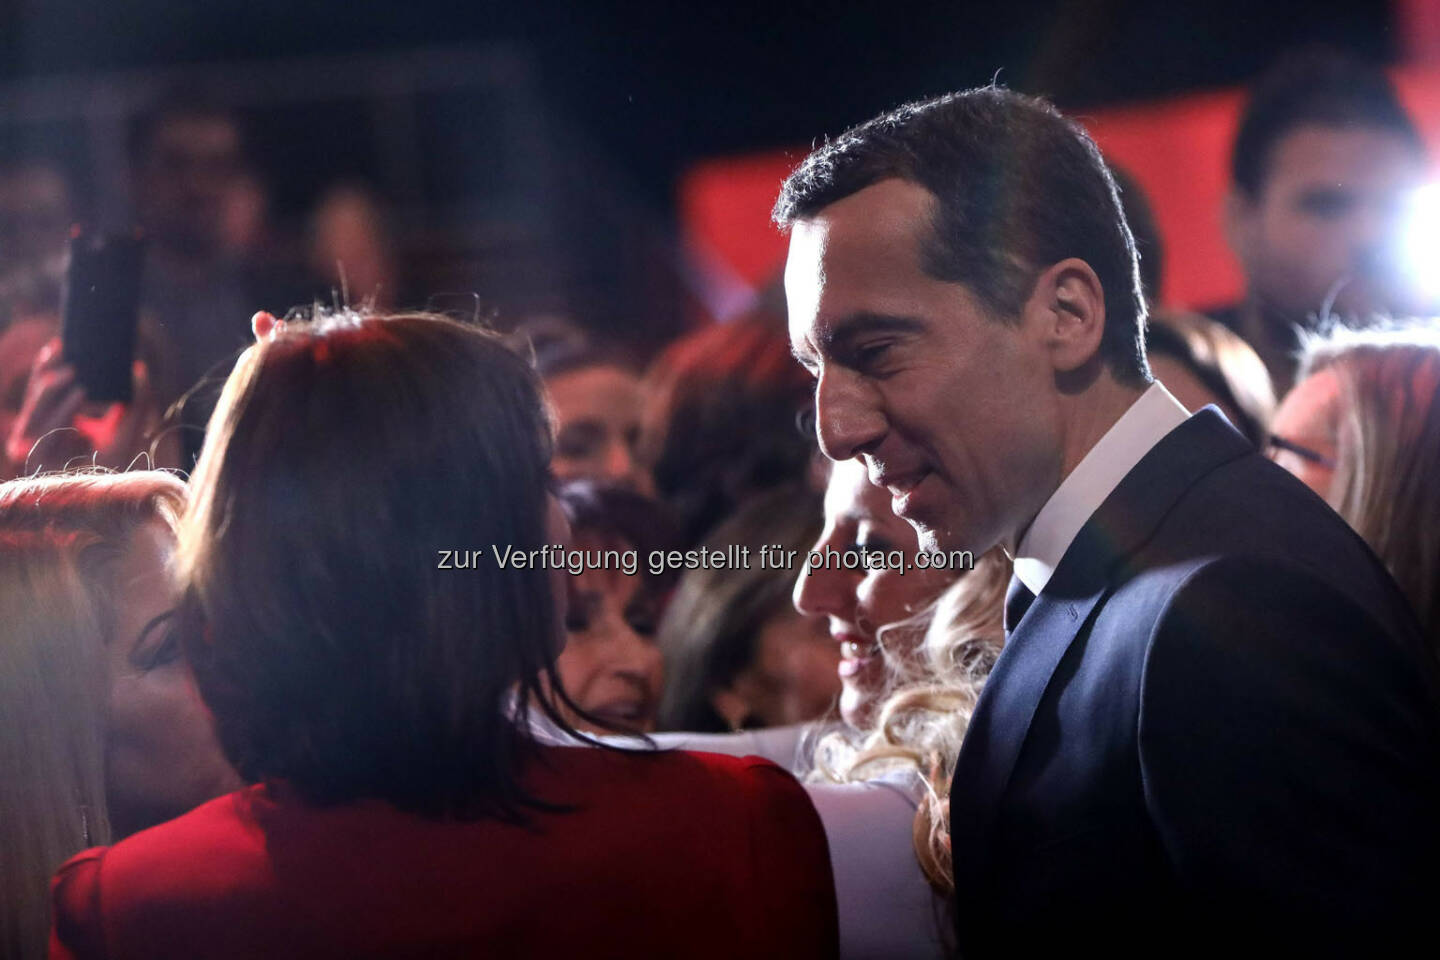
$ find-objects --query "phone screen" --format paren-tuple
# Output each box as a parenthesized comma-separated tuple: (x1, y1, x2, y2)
(59, 229, 145, 406)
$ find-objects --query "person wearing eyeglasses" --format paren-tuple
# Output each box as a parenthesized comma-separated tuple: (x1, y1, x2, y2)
(1269, 322, 1440, 660)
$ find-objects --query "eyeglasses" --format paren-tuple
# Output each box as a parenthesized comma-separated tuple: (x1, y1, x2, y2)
(1267, 433, 1337, 470)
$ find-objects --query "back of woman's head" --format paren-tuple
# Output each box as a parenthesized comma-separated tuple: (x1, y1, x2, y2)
(178, 311, 560, 819)
(656, 485, 821, 732)
(0, 469, 184, 960)
(643, 317, 817, 547)
(1146, 309, 1276, 446)
(1300, 324, 1440, 653)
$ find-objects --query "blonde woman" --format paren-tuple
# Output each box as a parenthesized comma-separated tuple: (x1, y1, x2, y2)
(1269, 322, 1440, 656)
(0, 471, 239, 960)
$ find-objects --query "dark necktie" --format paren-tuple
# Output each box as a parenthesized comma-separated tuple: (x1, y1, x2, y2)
(1004, 575, 1037, 635)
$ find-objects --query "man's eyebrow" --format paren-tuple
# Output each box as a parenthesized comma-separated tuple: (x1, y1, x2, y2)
(790, 339, 817, 368)
(822, 312, 924, 354)
(792, 312, 924, 370)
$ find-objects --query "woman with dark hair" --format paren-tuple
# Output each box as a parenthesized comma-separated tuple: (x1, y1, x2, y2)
(511, 316, 652, 493)
(49, 310, 838, 959)
(657, 485, 840, 733)
(642, 315, 820, 546)
(547, 479, 680, 733)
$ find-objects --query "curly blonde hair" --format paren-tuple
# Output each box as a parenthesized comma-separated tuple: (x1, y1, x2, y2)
(810, 546, 1009, 893)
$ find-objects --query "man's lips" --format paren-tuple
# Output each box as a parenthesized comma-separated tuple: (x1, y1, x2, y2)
(869, 464, 931, 511)
(889, 473, 932, 517)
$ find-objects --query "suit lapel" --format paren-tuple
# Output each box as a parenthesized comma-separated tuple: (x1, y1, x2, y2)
(950, 408, 1253, 895)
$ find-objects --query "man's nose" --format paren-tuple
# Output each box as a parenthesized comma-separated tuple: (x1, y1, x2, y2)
(813, 370, 885, 462)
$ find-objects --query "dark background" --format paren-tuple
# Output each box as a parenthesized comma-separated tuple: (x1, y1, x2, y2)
(0, 1, 1408, 346)
(0, 0, 1399, 213)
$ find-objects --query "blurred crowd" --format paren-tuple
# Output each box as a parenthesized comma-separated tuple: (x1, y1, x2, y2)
(3, 44, 1440, 960)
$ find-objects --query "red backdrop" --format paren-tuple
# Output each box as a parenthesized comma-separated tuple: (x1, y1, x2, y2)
(680, 64, 1440, 316)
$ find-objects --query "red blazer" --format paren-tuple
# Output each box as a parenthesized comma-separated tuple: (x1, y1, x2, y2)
(50, 746, 838, 959)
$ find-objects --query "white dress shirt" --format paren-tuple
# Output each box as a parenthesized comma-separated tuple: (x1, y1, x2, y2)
(1013, 382, 1190, 596)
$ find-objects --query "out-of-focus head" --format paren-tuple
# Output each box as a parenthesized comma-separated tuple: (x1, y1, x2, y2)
(657, 485, 838, 732)
(0, 470, 239, 836)
(179, 310, 564, 819)
(549, 480, 681, 734)
(792, 458, 957, 727)
(0, 160, 72, 304)
(308, 183, 396, 310)
(776, 87, 1148, 557)
(1227, 48, 1428, 323)
(134, 102, 249, 256)
(0, 470, 239, 958)
(642, 315, 817, 546)
(1146, 309, 1277, 446)
(1270, 322, 1440, 650)
(513, 316, 650, 494)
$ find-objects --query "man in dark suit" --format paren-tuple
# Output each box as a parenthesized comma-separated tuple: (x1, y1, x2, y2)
(775, 87, 1440, 956)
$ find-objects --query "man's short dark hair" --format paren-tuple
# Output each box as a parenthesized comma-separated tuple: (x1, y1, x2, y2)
(773, 86, 1150, 387)
(1231, 47, 1423, 198)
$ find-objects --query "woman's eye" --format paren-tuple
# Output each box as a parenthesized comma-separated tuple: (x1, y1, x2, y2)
(555, 422, 604, 460)
(856, 537, 894, 554)
(132, 611, 182, 671)
(565, 593, 598, 633)
(137, 629, 181, 671)
(624, 603, 659, 637)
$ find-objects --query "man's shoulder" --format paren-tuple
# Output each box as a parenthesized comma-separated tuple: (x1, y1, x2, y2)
(1128, 446, 1398, 608)
(1081, 441, 1420, 667)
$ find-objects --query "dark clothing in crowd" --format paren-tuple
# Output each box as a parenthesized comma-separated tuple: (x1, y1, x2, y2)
(951, 409, 1440, 957)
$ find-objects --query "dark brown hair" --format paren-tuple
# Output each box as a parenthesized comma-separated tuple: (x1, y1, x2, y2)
(642, 316, 817, 547)
(656, 484, 821, 732)
(178, 311, 573, 820)
(774, 86, 1150, 386)
(1232, 46, 1422, 198)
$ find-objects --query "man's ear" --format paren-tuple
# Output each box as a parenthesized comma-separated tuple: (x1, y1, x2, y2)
(1223, 189, 1258, 263)
(1024, 258, 1106, 375)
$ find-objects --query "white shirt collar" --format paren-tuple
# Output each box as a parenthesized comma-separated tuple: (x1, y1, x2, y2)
(1012, 381, 1190, 596)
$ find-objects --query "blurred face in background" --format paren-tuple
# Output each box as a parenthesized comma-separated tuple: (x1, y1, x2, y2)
(139, 113, 247, 256)
(713, 606, 839, 730)
(0, 164, 71, 271)
(1229, 125, 1428, 321)
(794, 458, 956, 727)
(105, 519, 242, 836)
(546, 364, 652, 494)
(553, 534, 665, 733)
(1268, 365, 1342, 500)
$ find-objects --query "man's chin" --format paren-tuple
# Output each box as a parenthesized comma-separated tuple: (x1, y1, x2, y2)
(914, 522, 955, 556)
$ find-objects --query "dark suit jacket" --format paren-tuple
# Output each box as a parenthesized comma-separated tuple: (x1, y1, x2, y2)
(950, 408, 1440, 957)
(51, 746, 839, 960)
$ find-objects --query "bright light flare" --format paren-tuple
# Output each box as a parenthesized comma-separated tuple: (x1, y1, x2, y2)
(1400, 183, 1440, 306)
